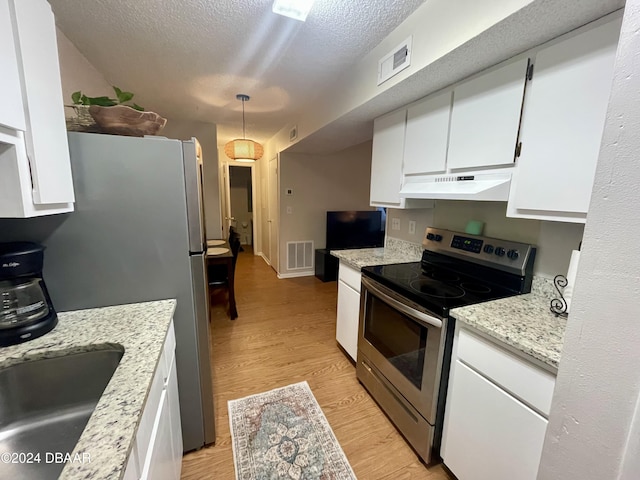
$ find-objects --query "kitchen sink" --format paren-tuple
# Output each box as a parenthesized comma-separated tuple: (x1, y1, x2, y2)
(0, 347, 124, 479)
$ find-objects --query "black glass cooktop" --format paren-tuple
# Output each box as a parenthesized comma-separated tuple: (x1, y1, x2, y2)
(361, 259, 521, 316)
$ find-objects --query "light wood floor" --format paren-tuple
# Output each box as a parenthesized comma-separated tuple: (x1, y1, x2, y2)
(181, 249, 454, 479)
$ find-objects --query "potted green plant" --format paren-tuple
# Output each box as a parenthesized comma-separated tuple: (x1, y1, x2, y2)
(71, 86, 145, 111)
(68, 86, 166, 137)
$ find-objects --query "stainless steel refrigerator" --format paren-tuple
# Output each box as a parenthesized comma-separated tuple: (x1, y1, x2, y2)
(38, 132, 215, 452)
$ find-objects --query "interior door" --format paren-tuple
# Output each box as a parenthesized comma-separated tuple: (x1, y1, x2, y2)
(267, 156, 279, 273)
(221, 163, 235, 236)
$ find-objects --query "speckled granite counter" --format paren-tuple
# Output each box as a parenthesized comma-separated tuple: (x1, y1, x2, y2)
(330, 238, 422, 269)
(451, 278, 566, 371)
(0, 299, 176, 480)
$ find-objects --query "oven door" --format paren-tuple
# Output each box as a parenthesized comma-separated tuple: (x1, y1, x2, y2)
(358, 276, 447, 424)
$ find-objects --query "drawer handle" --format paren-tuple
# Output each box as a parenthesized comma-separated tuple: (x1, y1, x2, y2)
(362, 277, 443, 329)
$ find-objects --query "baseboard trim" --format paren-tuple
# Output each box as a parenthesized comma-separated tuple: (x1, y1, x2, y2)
(257, 252, 271, 265)
(277, 271, 314, 279)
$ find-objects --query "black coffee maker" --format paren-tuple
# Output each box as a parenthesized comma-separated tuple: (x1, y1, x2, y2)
(0, 242, 58, 347)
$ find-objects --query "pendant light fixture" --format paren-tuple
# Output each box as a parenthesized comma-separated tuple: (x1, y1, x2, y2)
(224, 94, 263, 162)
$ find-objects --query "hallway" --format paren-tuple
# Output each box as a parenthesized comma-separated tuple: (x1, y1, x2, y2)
(181, 250, 452, 479)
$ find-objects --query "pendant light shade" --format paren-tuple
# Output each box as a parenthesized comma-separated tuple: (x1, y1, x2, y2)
(224, 138, 264, 161)
(225, 94, 263, 162)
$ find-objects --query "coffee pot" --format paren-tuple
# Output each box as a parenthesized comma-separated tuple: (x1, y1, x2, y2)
(0, 242, 57, 346)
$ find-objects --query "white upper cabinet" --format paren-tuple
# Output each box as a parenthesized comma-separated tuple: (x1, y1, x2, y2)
(370, 109, 435, 209)
(508, 16, 622, 223)
(12, 0, 74, 205)
(403, 90, 452, 176)
(0, 0, 25, 131)
(448, 58, 530, 170)
(0, 0, 74, 217)
(370, 109, 407, 206)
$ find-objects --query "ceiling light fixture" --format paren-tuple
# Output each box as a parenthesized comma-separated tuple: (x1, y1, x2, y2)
(224, 94, 264, 162)
(272, 0, 315, 22)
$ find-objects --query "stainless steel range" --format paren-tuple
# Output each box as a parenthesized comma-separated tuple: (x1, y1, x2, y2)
(356, 227, 536, 464)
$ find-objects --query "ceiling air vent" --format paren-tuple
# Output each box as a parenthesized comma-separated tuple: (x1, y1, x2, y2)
(377, 36, 412, 86)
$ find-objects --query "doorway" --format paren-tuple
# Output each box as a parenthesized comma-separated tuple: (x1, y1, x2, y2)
(222, 163, 258, 252)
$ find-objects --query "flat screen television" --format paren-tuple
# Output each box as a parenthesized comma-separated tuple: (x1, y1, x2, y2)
(326, 210, 385, 250)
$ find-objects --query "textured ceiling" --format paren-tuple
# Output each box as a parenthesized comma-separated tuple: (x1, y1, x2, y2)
(49, 0, 427, 146)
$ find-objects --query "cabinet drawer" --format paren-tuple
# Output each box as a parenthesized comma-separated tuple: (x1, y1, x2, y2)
(338, 262, 361, 292)
(457, 328, 555, 416)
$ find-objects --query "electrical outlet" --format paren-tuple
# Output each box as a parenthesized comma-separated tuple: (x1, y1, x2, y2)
(391, 218, 401, 231)
(409, 220, 416, 235)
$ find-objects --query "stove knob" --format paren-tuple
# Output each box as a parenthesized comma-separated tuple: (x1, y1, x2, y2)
(507, 249, 520, 260)
(426, 233, 435, 241)
(434, 234, 443, 242)
(495, 247, 506, 257)
(483, 244, 494, 254)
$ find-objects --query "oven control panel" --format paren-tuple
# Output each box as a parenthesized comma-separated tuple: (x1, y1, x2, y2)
(451, 235, 483, 254)
(422, 227, 536, 276)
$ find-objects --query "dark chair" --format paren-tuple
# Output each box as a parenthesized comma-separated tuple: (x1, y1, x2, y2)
(208, 236, 241, 319)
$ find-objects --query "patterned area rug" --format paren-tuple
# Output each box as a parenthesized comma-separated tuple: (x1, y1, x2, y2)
(228, 381, 357, 480)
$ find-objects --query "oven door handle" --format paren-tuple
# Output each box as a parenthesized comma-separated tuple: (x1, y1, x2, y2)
(362, 277, 443, 329)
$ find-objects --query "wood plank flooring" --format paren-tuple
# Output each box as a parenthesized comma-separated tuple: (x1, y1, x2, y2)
(181, 249, 454, 479)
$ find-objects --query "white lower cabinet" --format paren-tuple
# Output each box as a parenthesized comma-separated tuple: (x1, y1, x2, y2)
(127, 321, 182, 480)
(166, 354, 183, 480)
(336, 261, 361, 361)
(442, 327, 556, 480)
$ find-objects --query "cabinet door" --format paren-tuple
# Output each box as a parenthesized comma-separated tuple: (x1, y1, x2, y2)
(441, 360, 548, 480)
(142, 391, 176, 480)
(448, 58, 529, 170)
(336, 279, 361, 361)
(403, 90, 452, 175)
(370, 109, 406, 206)
(0, 0, 25, 131)
(509, 17, 621, 217)
(12, 0, 74, 205)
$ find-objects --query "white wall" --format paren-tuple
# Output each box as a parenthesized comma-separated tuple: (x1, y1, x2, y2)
(162, 121, 222, 239)
(56, 28, 112, 108)
(387, 202, 584, 278)
(278, 141, 373, 276)
(539, 4, 640, 479)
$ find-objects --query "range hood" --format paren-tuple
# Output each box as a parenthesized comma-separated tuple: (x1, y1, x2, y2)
(399, 172, 512, 201)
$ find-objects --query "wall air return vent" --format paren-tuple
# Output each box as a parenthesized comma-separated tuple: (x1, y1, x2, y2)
(287, 241, 313, 270)
(378, 36, 412, 86)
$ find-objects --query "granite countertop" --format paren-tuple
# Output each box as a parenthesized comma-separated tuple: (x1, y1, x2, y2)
(0, 299, 176, 480)
(330, 238, 423, 269)
(450, 279, 566, 371)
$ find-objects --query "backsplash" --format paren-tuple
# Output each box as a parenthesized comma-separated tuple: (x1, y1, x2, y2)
(0, 216, 68, 244)
(384, 236, 423, 257)
(385, 201, 584, 279)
